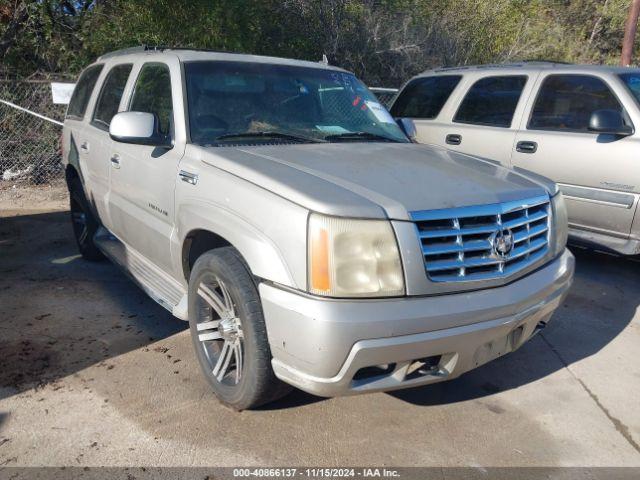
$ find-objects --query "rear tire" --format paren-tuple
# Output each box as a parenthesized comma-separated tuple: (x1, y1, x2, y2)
(188, 247, 292, 410)
(68, 176, 104, 261)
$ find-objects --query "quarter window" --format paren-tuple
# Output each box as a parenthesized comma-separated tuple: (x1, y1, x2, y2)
(390, 76, 461, 119)
(454, 75, 527, 128)
(92, 64, 133, 130)
(528, 75, 625, 132)
(129, 63, 173, 136)
(66, 64, 104, 120)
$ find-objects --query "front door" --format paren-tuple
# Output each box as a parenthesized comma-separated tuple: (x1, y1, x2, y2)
(510, 73, 640, 239)
(108, 59, 185, 274)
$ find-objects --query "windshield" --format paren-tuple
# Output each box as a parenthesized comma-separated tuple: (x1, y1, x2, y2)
(184, 61, 408, 145)
(619, 73, 640, 105)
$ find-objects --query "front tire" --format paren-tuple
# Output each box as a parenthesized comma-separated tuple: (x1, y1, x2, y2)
(188, 247, 291, 410)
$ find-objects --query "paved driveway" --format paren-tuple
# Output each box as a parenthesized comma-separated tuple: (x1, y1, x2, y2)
(0, 206, 639, 468)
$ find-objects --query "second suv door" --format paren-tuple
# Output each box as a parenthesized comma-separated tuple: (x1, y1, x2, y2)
(441, 75, 530, 164)
(511, 73, 640, 240)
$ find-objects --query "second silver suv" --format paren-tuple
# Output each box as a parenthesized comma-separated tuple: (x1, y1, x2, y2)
(62, 48, 573, 410)
(391, 62, 640, 256)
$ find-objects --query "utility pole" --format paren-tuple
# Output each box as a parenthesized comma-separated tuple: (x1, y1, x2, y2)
(621, 0, 640, 66)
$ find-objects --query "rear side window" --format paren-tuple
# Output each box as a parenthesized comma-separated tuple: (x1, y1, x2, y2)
(529, 75, 625, 132)
(129, 63, 173, 136)
(92, 64, 133, 130)
(454, 75, 527, 128)
(390, 75, 461, 119)
(66, 65, 104, 120)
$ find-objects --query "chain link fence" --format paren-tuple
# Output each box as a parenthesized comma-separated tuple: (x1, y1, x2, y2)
(0, 76, 397, 189)
(0, 75, 72, 186)
(369, 87, 398, 107)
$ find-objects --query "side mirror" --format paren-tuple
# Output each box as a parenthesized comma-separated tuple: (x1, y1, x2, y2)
(588, 109, 633, 136)
(109, 112, 172, 147)
(396, 117, 417, 142)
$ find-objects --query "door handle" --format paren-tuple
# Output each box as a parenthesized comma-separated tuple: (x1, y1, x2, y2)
(516, 141, 537, 154)
(179, 170, 198, 185)
(445, 134, 462, 145)
(80, 141, 89, 153)
(110, 154, 121, 169)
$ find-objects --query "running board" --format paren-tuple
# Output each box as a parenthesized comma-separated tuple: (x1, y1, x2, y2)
(94, 228, 189, 320)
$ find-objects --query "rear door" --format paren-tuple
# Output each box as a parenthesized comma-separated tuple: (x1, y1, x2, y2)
(440, 74, 532, 166)
(390, 74, 462, 145)
(107, 58, 186, 274)
(510, 73, 640, 239)
(84, 62, 134, 229)
(63, 64, 104, 215)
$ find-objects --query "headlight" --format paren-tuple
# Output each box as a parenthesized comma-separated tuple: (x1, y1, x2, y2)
(551, 192, 569, 256)
(308, 213, 405, 297)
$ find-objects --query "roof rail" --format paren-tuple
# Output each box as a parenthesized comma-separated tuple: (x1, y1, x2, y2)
(433, 60, 570, 72)
(520, 59, 570, 64)
(97, 45, 167, 60)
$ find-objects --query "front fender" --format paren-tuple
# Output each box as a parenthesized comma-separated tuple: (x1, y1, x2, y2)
(174, 196, 308, 290)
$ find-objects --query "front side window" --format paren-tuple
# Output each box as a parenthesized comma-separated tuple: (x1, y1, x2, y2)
(529, 75, 625, 132)
(619, 72, 640, 106)
(66, 64, 104, 120)
(184, 61, 408, 145)
(92, 63, 133, 130)
(390, 75, 461, 119)
(129, 63, 173, 136)
(454, 75, 527, 128)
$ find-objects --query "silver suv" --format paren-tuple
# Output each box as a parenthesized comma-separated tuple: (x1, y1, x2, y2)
(391, 62, 640, 256)
(62, 47, 574, 410)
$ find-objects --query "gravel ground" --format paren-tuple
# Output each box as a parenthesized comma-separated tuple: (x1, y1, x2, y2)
(0, 192, 639, 471)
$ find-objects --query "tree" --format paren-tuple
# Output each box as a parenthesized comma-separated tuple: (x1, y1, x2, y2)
(1, 0, 638, 82)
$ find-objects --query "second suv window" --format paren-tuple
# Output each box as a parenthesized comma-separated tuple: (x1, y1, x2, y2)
(390, 75, 461, 119)
(92, 64, 133, 130)
(529, 75, 624, 132)
(454, 75, 527, 128)
(129, 63, 173, 136)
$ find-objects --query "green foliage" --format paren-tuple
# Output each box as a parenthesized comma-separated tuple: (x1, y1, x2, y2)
(1, 0, 638, 84)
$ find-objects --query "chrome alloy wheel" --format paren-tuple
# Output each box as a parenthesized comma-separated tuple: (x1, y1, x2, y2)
(195, 278, 244, 385)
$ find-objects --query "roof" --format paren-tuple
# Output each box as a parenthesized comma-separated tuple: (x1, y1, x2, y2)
(414, 61, 640, 77)
(96, 45, 347, 72)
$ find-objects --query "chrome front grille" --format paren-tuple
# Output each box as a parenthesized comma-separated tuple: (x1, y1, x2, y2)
(411, 195, 551, 282)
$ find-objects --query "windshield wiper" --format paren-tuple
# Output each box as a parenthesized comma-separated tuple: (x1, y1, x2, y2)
(213, 131, 324, 144)
(324, 131, 404, 143)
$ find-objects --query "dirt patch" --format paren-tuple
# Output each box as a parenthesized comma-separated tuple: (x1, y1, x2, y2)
(0, 182, 68, 215)
(0, 339, 61, 392)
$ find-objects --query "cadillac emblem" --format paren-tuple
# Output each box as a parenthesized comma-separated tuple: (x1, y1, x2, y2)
(491, 228, 514, 259)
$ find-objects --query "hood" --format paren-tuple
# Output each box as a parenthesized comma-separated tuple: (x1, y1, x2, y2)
(195, 143, 553, 221)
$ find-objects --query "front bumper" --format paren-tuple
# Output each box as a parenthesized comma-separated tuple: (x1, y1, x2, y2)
(260, 249, 574, 397)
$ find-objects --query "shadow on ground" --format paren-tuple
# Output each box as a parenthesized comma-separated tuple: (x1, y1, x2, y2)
(0, 210, 187, 401)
